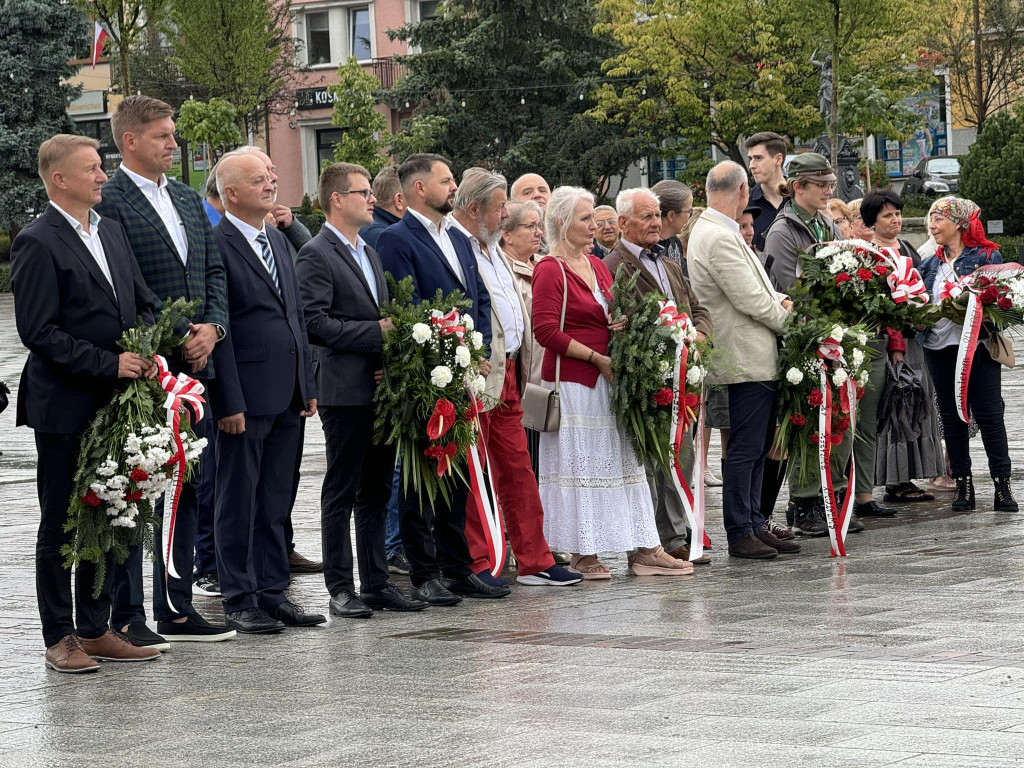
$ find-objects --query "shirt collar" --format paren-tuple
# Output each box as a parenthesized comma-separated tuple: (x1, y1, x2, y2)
(791, 202, 822, 225)
(409, 206, 449, 235)
(449, 215, 503, 261)
(323, 221, 366, 255)
(49, 201, 101, 233)
(224, 210, 267, 245)
(120, 163, 168, 195)
(704, 206, 740, 234)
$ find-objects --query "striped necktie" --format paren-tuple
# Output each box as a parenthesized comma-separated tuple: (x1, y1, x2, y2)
(255, 231, 281, 294)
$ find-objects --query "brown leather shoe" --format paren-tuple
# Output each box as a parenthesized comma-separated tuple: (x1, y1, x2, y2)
(288, 549, 323, 574)
(667, 545, 712, 565)
(756, 529, 801, 554)
(44, 635, 99, 674)
(727, 534, 778, 560)
(79, 630, 161, 662)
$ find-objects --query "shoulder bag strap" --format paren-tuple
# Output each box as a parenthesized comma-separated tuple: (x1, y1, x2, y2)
(555, 258, 568, 394)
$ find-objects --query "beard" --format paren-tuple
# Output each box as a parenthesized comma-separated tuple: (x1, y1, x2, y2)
(479, 223, 503, 249)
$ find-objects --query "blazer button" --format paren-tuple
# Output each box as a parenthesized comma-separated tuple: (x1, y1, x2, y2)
(289, 348, 296, 355)
(120, 316, 126, 325)
(185, 271, 190, 280)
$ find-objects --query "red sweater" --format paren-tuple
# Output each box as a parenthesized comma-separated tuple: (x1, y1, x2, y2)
(532, 255, 615, 388)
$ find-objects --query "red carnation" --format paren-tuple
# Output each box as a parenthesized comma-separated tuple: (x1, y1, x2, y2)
(836, 416, 851, 432)
(81, 489, 101, 507)
(873, 253, 888, 263)
(835, 273, 852, 285)
(130, 468, 149, 483)
(789, 413, 806, 427)
(426, 398, 457, 440)
(124, 490, 143, 502)
(874, 265, 889, 276)
(684, 392, 700, 408)
(653, 388, 674, 406)
(809, 432, 820, 444)
(976, 276, 992, 288)
(981, 286, 999, 305)
(998, 296, 1013, 311)
(830, 432, 844, 445)
(808, 389, 824, 407)
(857, 268, 875, 282)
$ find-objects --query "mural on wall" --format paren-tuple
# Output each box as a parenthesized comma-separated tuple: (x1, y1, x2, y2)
(876, 83, 948, 177)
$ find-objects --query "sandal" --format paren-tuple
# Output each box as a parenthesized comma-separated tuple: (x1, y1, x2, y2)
(926, 475, 957, 492)
(883, 482, 935, 503)
(569, 554, 611, 580)
(628, 546, 695, 576)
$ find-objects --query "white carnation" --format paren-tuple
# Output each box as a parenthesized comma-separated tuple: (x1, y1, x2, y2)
(411, 323, 431, 344)
(786, 367, 804, 385)
(686, 365, 705, 385)
(830, 325, 845, 342)
(856, 332, 868, 345)
(469, 375, 486, 395)
(852, 348, 864, 367)
(454, 346, 471, 368)
(832, 368, 848, 387)
(471, 331, 484, 350)
(462, 313, 474, 331)
(430, 365, 453, 388)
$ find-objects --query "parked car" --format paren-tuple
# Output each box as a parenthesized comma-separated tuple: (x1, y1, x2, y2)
(904, 156, 960, 196)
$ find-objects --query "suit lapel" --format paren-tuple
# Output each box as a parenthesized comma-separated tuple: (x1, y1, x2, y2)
(47, 210, 117, 309)
(614, 242, 660, 295)
(168, 183, 198, 260)
(97, 220, 129, 312)
(406, 214, 463, 286)
(222, 219, 285, 306)
(114, 170, 180, 258)
(323, 228, 377, 305)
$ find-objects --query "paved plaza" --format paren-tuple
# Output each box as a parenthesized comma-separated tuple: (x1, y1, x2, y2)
(3, 292, 1024, 767)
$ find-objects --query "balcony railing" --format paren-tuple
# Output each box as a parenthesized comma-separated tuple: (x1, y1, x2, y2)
(372, 57, 404, 90)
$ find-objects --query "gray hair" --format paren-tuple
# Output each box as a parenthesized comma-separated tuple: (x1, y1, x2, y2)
(501, 200, 543, 233)
(205, 164, 219, 199)
(453, 167, 507, 213)
(651, 179, 692, 215)
(615, 187, 659, 218)
(705, 161, 748, 194)
(545, 186, 595, 245)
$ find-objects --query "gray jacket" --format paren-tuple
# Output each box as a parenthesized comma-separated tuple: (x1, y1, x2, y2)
(764, 200, 840, 293)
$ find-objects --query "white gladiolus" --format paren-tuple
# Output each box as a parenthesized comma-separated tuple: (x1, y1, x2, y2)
(454, 346, 471, 368)
(858, 370, 869, 386)
(852, 348, 864, 367)
(430, 365, 454, 388)
(411, 323, 431, 344)
(471, 331, 484, 350)
(856, 332, 868, 345)
(832, 368, 848, 387)
(462, 313, 474, 331)
(786, 367, 804, 385)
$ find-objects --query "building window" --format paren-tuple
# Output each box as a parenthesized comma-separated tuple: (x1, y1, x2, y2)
(306, 11, 331, 66)
(316, 128, 344, 171)
(350, 7, 372, 60)
(419, 1, 439, 19)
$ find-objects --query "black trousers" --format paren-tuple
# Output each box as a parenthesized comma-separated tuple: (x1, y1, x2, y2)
(214, 408, 299, 613)
(283, 416, 306, 554)
(398, 464, 473, 588)
(193, 402, 218, 577)
(925, 342, 1011, 478)
(723, 381, 778, 544)
(319, 406, 391, 596)
(35, 432, 112, 647)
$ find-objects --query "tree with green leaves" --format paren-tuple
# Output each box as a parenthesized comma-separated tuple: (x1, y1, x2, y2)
(175, 98, 243, 184)
(129, 25, 207, 110)
(73, 0, 166, 96)
(960, 109, 1024, 234)
(839, 72, 920, 190)
(387, 0, 649, 192)
(0, 0, 86, 232)
(591, 0, 820, 166)
(168, 0, 298, 140)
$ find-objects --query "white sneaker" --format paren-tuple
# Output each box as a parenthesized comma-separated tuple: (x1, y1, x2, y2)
(703, 468, 723, 487)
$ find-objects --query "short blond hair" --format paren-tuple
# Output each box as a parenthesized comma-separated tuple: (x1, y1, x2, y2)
(111, 95, 174, 151)
(317, 162, 371, 211)
(38, 134, 100, 189)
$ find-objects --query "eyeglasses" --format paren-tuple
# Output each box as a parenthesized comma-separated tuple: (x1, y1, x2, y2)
(807, 180, 836, 192)
(677, 209, 693, 216)
(594, 218, 616, 228)
(338, 188, 374, 200)
(517, 222, 543, 231)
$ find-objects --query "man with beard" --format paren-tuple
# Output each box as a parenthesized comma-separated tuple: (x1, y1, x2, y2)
(375, 154, 508, 605)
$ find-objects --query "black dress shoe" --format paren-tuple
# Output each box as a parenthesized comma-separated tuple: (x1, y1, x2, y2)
(361, 584, 429, 612)
(756, 529, 801, 554)
(442, 573, 511, 599)
(268, 600, 327, 627)
(225, 608, 285, 634)
(288, 549, 324, 574)
(853, 500, 897, 517)
(728, 534, 778, 560)
(411, 578, 463, 606)
(328, 590, 373, 618)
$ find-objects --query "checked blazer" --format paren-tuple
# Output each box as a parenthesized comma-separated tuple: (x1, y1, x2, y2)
(95, 168, 229, 378)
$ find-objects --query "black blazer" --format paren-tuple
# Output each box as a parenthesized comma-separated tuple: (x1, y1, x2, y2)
(375, 211, 492, 351)
(296, 226, 388, 408)
(11, 205, 158, 434)
(211, 217, 315, 418)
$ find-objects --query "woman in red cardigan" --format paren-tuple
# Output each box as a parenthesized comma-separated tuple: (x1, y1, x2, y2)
(532, 187, 692, 579)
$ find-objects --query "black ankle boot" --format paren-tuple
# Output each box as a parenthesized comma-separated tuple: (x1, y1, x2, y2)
(952, 474, 976, 511)
(994, 477, 1018, 512)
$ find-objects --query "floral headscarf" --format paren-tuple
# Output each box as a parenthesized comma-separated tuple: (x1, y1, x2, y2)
(929, 196, 998, 257)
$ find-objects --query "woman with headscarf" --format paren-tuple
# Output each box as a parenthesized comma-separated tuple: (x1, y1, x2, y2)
(918, 197, 1017, 512)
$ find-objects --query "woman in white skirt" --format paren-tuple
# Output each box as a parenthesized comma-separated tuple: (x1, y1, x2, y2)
(531, 186, 692, 579)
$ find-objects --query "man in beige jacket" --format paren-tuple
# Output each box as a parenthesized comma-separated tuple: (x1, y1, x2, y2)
(687, 162, 797, 560)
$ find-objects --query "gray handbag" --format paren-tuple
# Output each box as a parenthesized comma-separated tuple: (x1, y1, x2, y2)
(520, 260, 567, 432)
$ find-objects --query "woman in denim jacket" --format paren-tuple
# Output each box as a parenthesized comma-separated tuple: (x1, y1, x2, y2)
(918, 196, 1017, 513)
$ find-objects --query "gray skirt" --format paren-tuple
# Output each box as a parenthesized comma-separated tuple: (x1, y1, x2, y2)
(875, 338, 946, 484)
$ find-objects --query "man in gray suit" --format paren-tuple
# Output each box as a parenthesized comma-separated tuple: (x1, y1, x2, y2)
(295, 162, 427, 619)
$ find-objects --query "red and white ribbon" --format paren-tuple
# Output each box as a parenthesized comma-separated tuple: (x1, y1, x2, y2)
(817, 336, 843, 362)
(885, 253, 929, 305)
(431, 309, 466, 340)
(465, 388, 506, 578)
(817, 374, 857, 558)
(153, 354, 206, 613)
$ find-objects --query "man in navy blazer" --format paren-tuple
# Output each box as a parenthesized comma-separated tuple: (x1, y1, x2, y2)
(210, 154, 323, 634)
(12, 135, 163, 672)
(375, 154, 508, 604)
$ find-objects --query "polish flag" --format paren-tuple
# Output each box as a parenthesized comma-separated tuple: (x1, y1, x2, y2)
(92, 21, 110, 69)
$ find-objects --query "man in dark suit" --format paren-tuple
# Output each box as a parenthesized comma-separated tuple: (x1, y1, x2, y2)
(210, 154, 323, 633)
(375, 153, 508, 605)
(12, 134, 163, 672)
(94, 95, 233, 645)
(296, 162, 427, 619)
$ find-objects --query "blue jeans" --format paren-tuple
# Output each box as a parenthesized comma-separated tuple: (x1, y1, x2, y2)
(385, 460, 403, 558)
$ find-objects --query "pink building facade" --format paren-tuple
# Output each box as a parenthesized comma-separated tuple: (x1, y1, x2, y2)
(271, 0, 439, 207)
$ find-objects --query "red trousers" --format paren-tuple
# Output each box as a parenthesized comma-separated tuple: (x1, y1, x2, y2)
(465, 364, 555, 577)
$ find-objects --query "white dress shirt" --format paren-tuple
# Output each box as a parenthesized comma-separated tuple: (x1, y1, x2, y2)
(449, 216, 523, 352)
(408, 207, 465, 285)
(120, 163, 189, 264)
(50, 202, 116, 298)
(323, 221, 379, 304)
(704, 206, 741, 234)
(224, 211, 272, 270)
(621, 237, 674, 299)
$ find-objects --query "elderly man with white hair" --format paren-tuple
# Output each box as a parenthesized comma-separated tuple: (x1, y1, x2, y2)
(687, 161, 796, 561)
(603, 186, 713, 565)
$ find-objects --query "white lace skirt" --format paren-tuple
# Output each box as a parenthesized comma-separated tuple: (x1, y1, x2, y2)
(538, 376, 660, 554)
